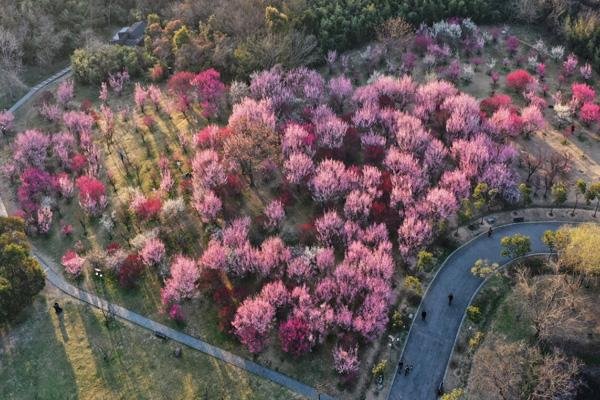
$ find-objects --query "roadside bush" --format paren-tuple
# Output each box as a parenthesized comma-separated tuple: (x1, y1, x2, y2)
(468, 331, 484, 349)
(404, 275, 423, 295)
(467, 305, 482, 323)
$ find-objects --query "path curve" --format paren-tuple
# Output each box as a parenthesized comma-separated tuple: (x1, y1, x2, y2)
(8, 67, 72, 113)
(387, 221, 570, 400)
(34, 250, 329, 400)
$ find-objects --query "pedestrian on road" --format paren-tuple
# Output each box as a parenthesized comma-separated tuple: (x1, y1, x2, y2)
(487, 227, 493, 237)
(53, 302, 63, 315)
(448, 293, 454, 306)
(398, 360, 404, 372)
(404, 365, 413, 376)
(421, 310, 427, 321)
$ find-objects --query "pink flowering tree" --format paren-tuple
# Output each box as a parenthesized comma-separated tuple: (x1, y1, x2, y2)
(161, 255, 200, 306)
(193, 188, 222, 223)
(17, 168, 55, 214)
(315, 210, 344, 245)
(56, 79, 74, 107)
(0, 110, 14, 137)
(282, 124, 315, 156)
(140, 238, 166, 267)
(257, 237, 291, 277)
(312, 105, 348, 149)
(191, 149, 227, 189)
(36, 205, 53, 234)
(332, 345, 360, 376)
(284, 152, 314, 185)
(108, 70, 130, 96)
(63, 111, 94, 137)
(264, 199, 285, 230)
(61, 250, 86, 277)
(13, 130, 50, 170)
(133, 83, 148, 111)
(398, 215, 433, 258)
(232, 297, 275, 353)
(521, 105, 546, 138)
(311, 159, 351, 203)
(571, 83, 596, 107)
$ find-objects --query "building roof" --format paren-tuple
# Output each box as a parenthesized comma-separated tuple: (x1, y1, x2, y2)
(111, 21, 147, 46)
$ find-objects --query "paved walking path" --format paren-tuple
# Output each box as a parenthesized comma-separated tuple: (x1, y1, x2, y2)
(387, 221, 569, 400)
(8, 67, 72, 114)
(34, 250, 329, 400)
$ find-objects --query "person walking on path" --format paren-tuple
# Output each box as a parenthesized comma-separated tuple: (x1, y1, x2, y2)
(398, 360, 404, 374)
(487, 227, 493, 237)
(421, 310, 427, 321)
(448, 293, 454, 306)
(404, 365, 413, 376)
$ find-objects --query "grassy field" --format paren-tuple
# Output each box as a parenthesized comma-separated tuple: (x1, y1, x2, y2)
(0, 288, 302, 400)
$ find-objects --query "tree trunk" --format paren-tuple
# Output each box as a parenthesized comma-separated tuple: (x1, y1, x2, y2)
(595, 199, 599, 218)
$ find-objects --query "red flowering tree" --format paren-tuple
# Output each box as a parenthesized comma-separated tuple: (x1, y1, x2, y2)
(191, 68, 226, 118)
(75, 176, 107, 216)
(279, 317, 312, 357)
(579, 103, 600, 125)
(506, 70, 534, 92)
(119, 254, 145, 288)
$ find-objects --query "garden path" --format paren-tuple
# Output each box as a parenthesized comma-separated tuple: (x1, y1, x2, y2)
(387, 221, 568, 400)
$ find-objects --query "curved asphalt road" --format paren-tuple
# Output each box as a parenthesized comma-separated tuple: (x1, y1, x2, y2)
(388, 221, 568, 400)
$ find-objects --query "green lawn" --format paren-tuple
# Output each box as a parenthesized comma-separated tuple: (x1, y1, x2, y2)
(0, 293, 302, 400)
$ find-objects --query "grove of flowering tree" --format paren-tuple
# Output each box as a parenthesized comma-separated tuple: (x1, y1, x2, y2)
(3, 16, 597, 387)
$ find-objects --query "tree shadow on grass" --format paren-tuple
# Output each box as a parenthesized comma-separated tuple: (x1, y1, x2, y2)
(0, 296, 79, 400)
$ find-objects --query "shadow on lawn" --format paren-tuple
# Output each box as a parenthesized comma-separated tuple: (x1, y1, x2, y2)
(0, 296, 79, 400)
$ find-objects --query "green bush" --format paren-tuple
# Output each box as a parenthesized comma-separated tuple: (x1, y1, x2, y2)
(71, 43, 150, 84)
(0, 217, 45, 323)
(371, 359, 387, 379)
(416, 250, 436, 272)
(467, 305, 482, 323)
(404, 275, 423, 295)
(468, 331, 484, 349)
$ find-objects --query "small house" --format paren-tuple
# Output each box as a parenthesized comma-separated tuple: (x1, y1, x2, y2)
(111, 21, 147, 46)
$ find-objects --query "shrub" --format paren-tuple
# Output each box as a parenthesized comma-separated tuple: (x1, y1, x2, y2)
(371, 359, 387, 379)
(467, 305, 482, 323)
(403, 275, 423, 295)
(416, 250, 436, 271)
(506, 69, 533, 91)
(468, 331, 484, 349)
(441, 388, 465, 400)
